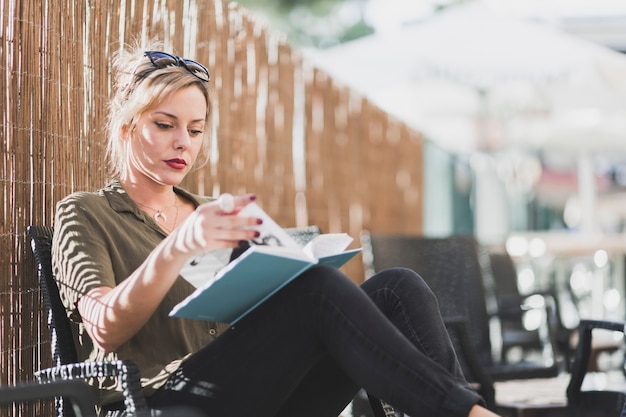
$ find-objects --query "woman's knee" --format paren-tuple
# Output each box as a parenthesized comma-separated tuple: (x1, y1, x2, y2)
(362, 267, 438, 305)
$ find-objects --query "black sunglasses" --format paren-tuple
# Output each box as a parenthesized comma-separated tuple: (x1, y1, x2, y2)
(144, 51, 210, 82)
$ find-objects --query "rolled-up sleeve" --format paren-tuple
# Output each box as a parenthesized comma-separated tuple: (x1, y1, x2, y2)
(52, 193, 117, 322)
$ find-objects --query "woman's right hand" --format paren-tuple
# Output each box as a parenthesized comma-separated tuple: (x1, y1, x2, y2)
(168, 193, 261, 259)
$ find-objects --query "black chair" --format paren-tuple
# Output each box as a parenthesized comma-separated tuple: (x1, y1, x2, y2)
(485, 251, 575, 368)
(487, 251, 583, 373)
(28, 225, 150, 417)
(29, 225, 394, 417)
(361, 232, 562, 410)
(0, 380, 97, 417)
(567, 319, 626, 417)
(486, 252, 547, 361)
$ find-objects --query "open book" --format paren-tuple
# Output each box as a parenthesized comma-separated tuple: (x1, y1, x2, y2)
(169, 203, 361, 324)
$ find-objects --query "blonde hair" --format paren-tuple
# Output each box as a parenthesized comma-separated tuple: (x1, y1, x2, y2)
(105, 40, 213, 179)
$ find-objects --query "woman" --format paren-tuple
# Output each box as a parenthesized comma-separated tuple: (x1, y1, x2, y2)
(52, 42, 500, 417)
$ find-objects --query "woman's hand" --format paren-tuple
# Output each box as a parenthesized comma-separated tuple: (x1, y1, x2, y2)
(167, 193, 261, 259)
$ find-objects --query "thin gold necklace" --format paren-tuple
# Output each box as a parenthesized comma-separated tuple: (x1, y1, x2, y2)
(135, 194, 179, 228)
(163, 199, 180, 233)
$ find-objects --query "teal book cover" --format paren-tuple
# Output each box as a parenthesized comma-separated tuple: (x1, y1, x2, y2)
(169, 245, 361, 324)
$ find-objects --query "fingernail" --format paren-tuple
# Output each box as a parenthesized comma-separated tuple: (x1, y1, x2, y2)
(249, 194, 257, 201)
(254, 231, 261, 237)
(256, 218, 263, 225)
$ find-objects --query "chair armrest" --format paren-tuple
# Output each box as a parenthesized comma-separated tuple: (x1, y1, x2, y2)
(493, 292, 561, 364)
(35, 360, 150, 417)
(0, 380, 97, 417)
(443, 316, 496, 409)
(566, 319, 626, 401)
(494, 292, 554, 317)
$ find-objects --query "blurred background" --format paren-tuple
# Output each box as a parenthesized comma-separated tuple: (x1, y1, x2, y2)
(236, 0, 626, 234)
(236, 0, 626, 323)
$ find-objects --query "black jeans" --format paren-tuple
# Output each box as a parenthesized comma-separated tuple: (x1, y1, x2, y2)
(146, 266, 483, 417)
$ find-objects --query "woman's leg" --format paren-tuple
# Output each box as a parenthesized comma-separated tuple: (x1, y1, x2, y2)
(273, 354, 359, 417)
(360, 267, 470, 387)
(147, 266, 483, 417)
(275, 267, 480, 417)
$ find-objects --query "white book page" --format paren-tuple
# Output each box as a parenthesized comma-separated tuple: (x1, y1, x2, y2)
(302, 233, 353, 258)
(237, 203, 301, 249)
(180, 248, 232, 288)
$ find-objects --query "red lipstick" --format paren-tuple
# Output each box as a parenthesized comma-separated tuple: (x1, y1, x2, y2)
(165, 158, 187, 170)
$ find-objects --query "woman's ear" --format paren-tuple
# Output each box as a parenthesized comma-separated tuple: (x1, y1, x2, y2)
(120, 123, 131, 141)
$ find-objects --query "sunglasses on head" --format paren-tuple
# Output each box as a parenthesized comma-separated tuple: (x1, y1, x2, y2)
(144, 51, 210, 82)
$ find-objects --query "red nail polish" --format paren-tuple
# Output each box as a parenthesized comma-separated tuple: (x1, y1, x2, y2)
(256, 218, 263, 225)
(254, 231, 261, 237)
(250, 195, 257, 201)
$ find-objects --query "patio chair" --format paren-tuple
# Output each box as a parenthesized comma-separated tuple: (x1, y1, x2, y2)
(360, 232, 562, 410)
(566, 319, 626, 417)
(28, 224, 394, 417)
(486, 251, 546, 361)
(486, 251, 576, 369)
(28, 225, 150, 417)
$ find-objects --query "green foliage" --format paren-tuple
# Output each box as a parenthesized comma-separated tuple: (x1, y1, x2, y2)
(235, 0, 374, 48)
(235, 0, 468, 48)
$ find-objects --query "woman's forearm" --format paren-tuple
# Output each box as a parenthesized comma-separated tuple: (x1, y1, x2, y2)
(77, 234, 191, 352)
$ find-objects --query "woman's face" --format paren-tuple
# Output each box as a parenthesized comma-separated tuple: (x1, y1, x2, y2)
(125, 86, 207, 186)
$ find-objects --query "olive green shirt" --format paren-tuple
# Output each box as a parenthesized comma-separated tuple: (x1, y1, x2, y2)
(52, 179, 229, 406)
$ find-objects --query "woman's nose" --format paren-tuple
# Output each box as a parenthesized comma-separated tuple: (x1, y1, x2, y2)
(174, 129, 191, 149)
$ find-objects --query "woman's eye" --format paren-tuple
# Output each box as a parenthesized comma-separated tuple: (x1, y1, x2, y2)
(189, 129, 203, 137)
(155, 122, 172, 129)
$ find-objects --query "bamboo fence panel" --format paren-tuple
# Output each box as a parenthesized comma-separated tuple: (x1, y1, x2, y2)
(1, 1, 423, 415)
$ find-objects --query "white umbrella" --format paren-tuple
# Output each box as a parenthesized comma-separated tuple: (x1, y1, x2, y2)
(507, 109, 626, 153)
(396, 4, 626, 90)
(309, 1, 626, 153)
